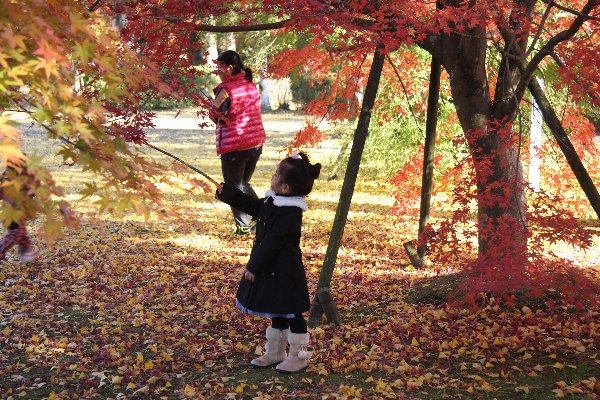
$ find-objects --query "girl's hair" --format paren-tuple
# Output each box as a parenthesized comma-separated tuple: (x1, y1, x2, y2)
(217, 50, 253, 82)
(279, 152, 321, 196)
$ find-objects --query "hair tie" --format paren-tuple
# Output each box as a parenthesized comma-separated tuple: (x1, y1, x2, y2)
(291, 151, 301, 159)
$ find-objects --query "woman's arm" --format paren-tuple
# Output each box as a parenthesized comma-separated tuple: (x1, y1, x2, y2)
(209, 88, 231, 124)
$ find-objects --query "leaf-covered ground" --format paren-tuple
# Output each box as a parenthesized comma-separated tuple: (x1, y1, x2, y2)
(1, 111, 599, 399)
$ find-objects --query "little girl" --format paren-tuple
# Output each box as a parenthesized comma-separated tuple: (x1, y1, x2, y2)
(0, 161, 38, 263)
(216, 151, 321, 373)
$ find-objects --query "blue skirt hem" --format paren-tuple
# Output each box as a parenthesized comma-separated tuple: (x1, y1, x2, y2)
(235, 299, 295, 318)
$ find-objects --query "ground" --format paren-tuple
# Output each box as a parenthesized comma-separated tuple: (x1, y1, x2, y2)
(0, 110, 599, 399)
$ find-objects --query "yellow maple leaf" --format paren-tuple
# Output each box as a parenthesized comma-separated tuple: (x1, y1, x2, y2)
(182, 384, 196, 397)
(515, 385, 529, 394)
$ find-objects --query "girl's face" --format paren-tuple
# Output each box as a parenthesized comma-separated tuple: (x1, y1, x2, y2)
(214, 60, 233, 82)
(270, 162, 290, 195)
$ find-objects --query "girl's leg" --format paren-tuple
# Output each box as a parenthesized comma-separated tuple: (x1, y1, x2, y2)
(251, 318, 289, 368)
(15, 225, 31, 249)
(0, 223, 19, 260)
(287, 314, 307, 334)
(15, 224, 38, 263)
(271, 317, 290, 330)
(275, 314, 311, 374)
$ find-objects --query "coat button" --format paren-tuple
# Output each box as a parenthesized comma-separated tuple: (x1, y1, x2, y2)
(271, 273, 274, 276)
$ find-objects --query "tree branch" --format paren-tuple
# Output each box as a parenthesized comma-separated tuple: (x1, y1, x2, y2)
(88, 0, 105, 12)
(520, 0, 598, 87)
(540, 0, 600, 20)
(385, 55, 425, 137)
(195, 20, 291, 32)
(194, 13, 377, 33)
(145, 143, 218, 186)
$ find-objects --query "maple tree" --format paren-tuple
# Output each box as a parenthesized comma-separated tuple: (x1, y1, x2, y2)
(2, 0, 599, 303)
(1, 1, 598, 398)
(140, 0, 599, 301)
(0, 0, 206, 242)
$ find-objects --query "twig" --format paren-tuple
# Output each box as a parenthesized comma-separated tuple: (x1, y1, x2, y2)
(12, 100, 219, 187)
(145, 143, 219, 187)
(385, 55, 425, 138)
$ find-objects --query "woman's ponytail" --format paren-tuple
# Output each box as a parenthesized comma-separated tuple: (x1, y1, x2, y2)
(242, 66, 253, 82)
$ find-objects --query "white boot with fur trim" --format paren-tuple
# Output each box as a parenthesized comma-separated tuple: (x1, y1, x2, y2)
(275, 332, 312, 373)
(251, 327, 289, 368)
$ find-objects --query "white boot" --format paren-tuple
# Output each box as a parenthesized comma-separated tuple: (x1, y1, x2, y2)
(251, 327, 289, 368)
(275, 332, 311, 373)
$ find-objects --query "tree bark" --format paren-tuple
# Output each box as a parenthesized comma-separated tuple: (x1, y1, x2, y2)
(527, 76, 600, 219)
(417, 56, 442, 262)
(307, 47, 386, 328)
(529, 78, 544, 192)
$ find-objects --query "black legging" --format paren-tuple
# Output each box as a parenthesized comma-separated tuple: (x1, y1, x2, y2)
(271, 314, 307, 334)
(221, 146, 262, 228)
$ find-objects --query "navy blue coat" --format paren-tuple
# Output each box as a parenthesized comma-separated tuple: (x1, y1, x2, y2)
(217, 184, 311, 315)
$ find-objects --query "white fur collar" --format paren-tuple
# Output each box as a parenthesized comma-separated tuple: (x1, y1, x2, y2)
(265, 189, 308, 211)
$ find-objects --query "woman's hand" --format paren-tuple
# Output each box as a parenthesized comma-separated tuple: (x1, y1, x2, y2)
(243, 269, 255, 282)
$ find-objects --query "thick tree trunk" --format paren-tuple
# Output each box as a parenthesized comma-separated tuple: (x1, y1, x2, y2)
(470, 124, 528, 258)
(206, 31, 218, 65)
(436, 26, 528, 259)
(307, 47, 386, 328)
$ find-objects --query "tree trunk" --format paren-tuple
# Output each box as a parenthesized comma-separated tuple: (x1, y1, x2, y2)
(417, 56, 442, 262)
(437, 27, 528, 259)
(307, 47, 386, 328)
(259, 55, 272, 110)
(529, 78, 544, 192)
(206, 31, 218, 65)
(527, 76, 600, 219)
(225, 32, 236, 51)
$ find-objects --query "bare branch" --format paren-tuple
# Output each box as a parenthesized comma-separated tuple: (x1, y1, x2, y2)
(524, 1, 554, 57)
(195, 20, 291, 32)
(88, 0, 105, 12)
(194, 15, 375, 33)
(540, 0, 600, 20)
(384, 55, 425, 137)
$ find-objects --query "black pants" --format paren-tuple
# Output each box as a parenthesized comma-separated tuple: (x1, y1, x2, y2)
(271, 314, 307, 334)
(221, 146, 262, 228)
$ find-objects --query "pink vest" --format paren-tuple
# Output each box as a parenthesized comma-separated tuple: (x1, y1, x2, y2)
(215, 74, 266, 155)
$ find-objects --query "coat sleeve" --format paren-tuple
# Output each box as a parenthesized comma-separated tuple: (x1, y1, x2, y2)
(246, 209, 302, 276)
(216, 183, 262, 217)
